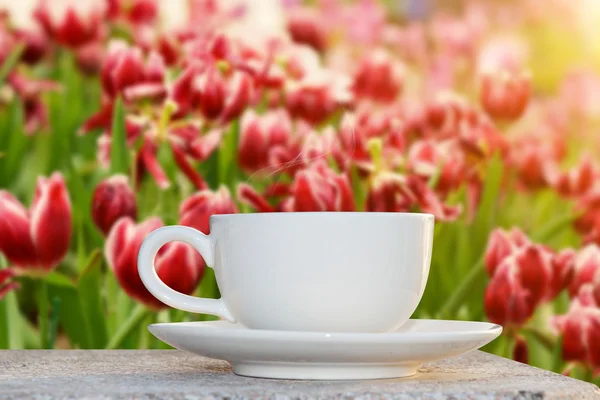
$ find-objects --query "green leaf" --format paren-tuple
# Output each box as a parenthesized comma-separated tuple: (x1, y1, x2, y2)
(77, 250, 108, 348)
(47, 284, 92, 349)
(0, 43, 24, 85)
(218, 121, 241, 188)
(105, 304, 151, 349)
(0, 290, 24, 349)
(43, 272, 77, 288)
(350, 165, 367, 211)
(471, 153, 504, 257)
(110, 97, 129, 175)
(0, 100, 28, 187)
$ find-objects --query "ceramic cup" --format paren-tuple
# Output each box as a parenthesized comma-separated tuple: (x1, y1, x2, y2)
(138, 212, 434, 333)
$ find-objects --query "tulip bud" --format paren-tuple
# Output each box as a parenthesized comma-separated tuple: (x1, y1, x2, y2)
(480, 69, 531, 121)
(180, 186, 238, 234)
(91, 175, 137, 236)
(105, 217, 204, 309)
(30, 173, 72, 270)
(0, 173, 71, 272)
(0, 191, 38, 267)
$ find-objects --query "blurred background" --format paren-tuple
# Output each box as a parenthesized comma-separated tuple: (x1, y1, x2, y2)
(1, 0, 600, 384)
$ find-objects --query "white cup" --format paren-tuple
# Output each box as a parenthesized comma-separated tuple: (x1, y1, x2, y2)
(138, 212, 434, 333)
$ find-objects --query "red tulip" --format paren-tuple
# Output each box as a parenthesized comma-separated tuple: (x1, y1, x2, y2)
(286, 7, 328, 52)
(551, 155, 597, 198)
(484, 228, 530, 276)
(509, 137, 556, 190)
(366, 173, 461, 221)
(553, 285, 600, 370)
(107, 0, 158, 25)
(0, 173, 71, 272)
(289, 161, 355, 212)
(407, 139, 465, 196)
(34, 0, 105, 49)
(574, 190, 600, 236)
(480, 69, 531, 121)
(180, 186, 238, 234)
(91, 175, 137, 236)
(285, 72, 352, 125)
(105, 217, 204, 309)
(568, 245, 600, 298)
(353, 49, 404, 103)
(101, 40, 166, 102)
(238, 109, 292, 174)
(549, 248, 576, 300)
(172, 64, 253, 124)
(238, 161, 355, 212)
(485, 244, 553, 328)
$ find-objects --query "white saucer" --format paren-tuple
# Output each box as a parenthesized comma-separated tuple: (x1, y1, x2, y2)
(148, 319, 501, 380)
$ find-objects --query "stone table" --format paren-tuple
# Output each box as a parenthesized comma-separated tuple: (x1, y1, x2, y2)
(1, 350, 599, 400)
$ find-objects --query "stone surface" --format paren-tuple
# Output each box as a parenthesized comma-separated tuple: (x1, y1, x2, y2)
(0, 350, 599, 400)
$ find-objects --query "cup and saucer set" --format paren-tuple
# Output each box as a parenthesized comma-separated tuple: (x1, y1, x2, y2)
(138, 212, 501, 380)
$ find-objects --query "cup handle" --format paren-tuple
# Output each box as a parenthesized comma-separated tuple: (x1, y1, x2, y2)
(137, 225, 235, 322)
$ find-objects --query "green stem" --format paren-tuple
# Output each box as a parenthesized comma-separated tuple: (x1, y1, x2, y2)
(105, 304, 151, 349)
(36, 280, 49, 349)
(521, 325, 556, 351)
(47, 296, 62, 349)
(531, 213, 577, 242)
(437, 256, 485, 319)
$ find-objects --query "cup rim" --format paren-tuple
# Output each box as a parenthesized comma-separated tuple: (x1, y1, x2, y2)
(210, 212, 435, 220)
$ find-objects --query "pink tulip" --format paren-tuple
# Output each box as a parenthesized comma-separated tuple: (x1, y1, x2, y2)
(91, 175, 137, 236)
(105, 217, 204, 309)
(0, 173, 71, 272)
(180, 187, 238, 234)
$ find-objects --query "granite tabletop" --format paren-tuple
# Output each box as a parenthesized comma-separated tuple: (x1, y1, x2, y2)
(1, 350, 599, 400)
